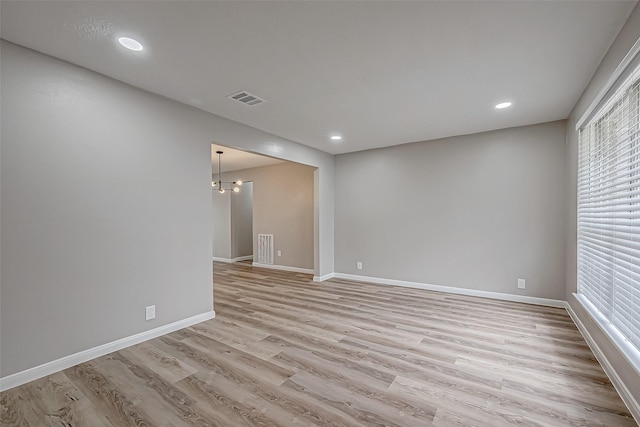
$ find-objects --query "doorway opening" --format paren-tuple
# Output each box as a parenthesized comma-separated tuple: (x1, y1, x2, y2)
(210, 144, 316, 274)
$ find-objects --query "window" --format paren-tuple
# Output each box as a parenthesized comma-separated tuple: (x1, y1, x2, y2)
(577, 61, 640, 370)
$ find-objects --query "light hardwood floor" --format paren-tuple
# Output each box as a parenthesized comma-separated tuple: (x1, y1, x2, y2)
(1, 262, 636, 426)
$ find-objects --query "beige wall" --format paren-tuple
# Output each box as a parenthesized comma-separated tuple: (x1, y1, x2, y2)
(335, 121, 566, 300)
(224, 162, 315, 270)
(565, 3, 640, 406)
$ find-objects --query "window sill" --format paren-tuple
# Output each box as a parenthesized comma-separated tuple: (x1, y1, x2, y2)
(574, 293, 640, 376)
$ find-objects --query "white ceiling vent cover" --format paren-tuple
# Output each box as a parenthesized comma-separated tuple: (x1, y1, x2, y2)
(227, 90, 266, 106)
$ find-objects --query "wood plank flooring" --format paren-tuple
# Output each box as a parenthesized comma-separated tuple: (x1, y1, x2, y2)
(1, 262, 636, 426)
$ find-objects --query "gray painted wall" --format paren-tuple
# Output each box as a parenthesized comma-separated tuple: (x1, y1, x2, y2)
(212, 190, 232, 259)
(0, 41, 213, 376)
(0, 41, 334, 377)
(212, 180, 253, 260)
(564, 3, 640, 403)
(335, 121, 566, 299)
(231, 182, 253, 258)
(224, 162, 315, 270)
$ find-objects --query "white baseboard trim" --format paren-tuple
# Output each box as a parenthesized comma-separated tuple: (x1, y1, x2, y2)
(565, 303, 640, 424)
(213, 255, 253, 263)
(252, 262, 313, 275)
(0, 310, 215, 392)
(332, 273, 566, 308)
(313, 272, 335, 282)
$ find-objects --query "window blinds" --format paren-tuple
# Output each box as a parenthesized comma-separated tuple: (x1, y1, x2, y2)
(578, 64, 640, 356)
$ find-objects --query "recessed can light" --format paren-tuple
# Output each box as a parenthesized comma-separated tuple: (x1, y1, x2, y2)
(495, 102, 512, 109)
(330, 135, 342, 141)
(118, 37, 143, 52)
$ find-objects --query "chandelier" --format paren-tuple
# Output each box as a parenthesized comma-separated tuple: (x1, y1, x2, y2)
(212, 150, 242, 193)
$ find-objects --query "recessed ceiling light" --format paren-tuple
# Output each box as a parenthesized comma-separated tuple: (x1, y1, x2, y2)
(495, 102, 512, 109)
(118, 37, 143, 52)
(330, 135, 342, 141)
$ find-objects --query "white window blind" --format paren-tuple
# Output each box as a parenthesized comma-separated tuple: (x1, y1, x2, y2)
(577, 62, 640, 362)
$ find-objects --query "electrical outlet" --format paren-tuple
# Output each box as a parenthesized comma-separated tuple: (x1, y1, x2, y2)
(517, 279, 526, 289)
(145, 305, 156, 320)
(277, 250, 282, 257)
(356, 261, 363, 270)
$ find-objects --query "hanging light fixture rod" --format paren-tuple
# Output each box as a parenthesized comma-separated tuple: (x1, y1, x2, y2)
(212, 150, 242, 193)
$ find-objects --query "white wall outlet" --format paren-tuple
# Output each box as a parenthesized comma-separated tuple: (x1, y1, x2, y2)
(145, 305, 156, 320)
(517, 279, 526, 289)
(356, 261, 363, 270)
(277, 250, 282, 257)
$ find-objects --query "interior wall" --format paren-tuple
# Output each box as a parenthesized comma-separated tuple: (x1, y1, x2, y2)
(0, 41, 214, 377)
(212, 190, 232, 259)
(335, 121, 566, 300)
(224, 162, 314, 270)
(231, 182, 253, 258)
(0, 41, 333, 378)
(212, 181, 253, 260)
(565, 3, 640, 404)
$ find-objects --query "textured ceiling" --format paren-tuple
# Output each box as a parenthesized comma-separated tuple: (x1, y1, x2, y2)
(1, 1, 637, 154)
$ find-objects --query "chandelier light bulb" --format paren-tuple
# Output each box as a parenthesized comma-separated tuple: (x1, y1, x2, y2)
(219, 188, 225, 194)
(236, 180, 243, 186)
(233, 187, 240, 193)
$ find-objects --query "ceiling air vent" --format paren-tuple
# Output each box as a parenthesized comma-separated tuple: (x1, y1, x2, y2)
(227, 90, 266, 106)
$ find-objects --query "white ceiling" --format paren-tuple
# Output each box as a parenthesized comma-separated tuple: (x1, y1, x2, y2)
(1, 1, 637, 155)
(211, 144, 283, 173)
